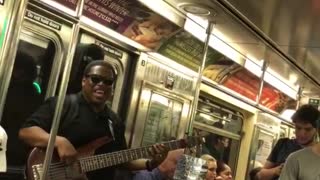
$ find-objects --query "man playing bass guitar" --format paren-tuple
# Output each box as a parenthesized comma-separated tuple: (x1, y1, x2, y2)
(19, 60, 168, 180)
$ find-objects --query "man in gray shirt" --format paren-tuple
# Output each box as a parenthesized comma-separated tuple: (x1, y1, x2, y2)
(280, 146, 320, 180)
(258, 105, 320, 180)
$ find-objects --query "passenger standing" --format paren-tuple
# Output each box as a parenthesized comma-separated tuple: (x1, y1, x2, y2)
(279, 130, 320, 179)
(19, 60, 167, 180)
(257, 105, 320, 180)
(0, 52, 42, 180)
(203, 134, 229, 162)
(202, 122, 229, 162)
(200, 154, 218, 180)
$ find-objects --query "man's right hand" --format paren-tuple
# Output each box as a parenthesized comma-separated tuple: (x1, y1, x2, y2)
(273, 164, 284, 176)
(55, 136, 77, 164)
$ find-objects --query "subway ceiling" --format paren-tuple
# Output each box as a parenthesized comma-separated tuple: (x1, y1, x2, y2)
(162, 0, 320, 97)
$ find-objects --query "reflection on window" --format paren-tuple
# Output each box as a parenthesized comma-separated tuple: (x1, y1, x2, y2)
(141, 93, 183, 145)
(195, 96, 243, 135)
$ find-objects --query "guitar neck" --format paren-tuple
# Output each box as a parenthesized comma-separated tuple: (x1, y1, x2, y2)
(79, 140, 184, 173)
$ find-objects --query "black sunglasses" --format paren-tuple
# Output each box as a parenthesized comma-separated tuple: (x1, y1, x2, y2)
(86, 75, 114, 86)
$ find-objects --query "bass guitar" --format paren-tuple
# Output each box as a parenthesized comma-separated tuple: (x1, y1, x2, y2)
(26, 136, 202, 180)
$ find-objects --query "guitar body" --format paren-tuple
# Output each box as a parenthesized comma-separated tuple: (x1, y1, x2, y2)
(26, 136, 111, 180)
(26, 148, 86, 180)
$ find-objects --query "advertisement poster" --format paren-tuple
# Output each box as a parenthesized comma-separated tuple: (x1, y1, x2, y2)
(83, 0, 180, 49)
(223, 69, 288, 112)
(158, 30, 220, 70)
(203, 57, 289, 112)
(54, 0, 78, 10)
(255, 130, 274, 166)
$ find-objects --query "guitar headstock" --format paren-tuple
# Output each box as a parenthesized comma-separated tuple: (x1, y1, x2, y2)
(177, 136, 204, 148)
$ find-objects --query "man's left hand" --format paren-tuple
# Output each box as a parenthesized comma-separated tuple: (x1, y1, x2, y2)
(148, 144, 169, 168)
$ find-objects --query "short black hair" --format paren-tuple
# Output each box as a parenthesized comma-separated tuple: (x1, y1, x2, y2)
(83, 60, 116, 77)
(216, 161, 227, 175)
(291, 104, 320, 128)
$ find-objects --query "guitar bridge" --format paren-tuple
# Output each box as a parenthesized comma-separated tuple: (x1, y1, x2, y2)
(31, 162, 84, 180)
(32, 164, 43, 180)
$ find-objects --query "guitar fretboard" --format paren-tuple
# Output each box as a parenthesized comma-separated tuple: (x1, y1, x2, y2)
(79, 140, 184, 173)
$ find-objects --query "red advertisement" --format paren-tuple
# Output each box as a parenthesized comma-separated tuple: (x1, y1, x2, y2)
(203, 59, 290, 112)
(82, 0, 180, 49)
(223, 69, 288, 112)
(54, 0, 78, 10)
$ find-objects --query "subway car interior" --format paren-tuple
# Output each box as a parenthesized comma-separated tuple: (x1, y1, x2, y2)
(0, 0, 319, 180)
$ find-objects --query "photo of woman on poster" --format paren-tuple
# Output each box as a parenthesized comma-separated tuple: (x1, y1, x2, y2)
(122, 5, 180, 49)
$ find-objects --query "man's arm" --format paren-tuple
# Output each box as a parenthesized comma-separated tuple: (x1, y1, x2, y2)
(257, 161, 283, 180)
(19, 126, 52, 147)
(124, 144, 169, 171)
(19, 126, 77, 162)
(133, 168, 165, 180)
(132, 149, 184, 179)
(258, 138, 287, 180)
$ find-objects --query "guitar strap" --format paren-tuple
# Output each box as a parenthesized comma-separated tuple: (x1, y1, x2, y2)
(58, 94, 80, 131)
(69, 94, 79, 120)
(108, 119, 115, 141)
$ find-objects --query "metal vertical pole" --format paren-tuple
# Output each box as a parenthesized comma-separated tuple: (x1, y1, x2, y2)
(296, 87, 303, 109)
(0, 0, 29, 124)
(256, 60, 268, 105)
(188, 21, 215, 134)
(77, 0, 85, 17)
(40, 23, 80, 180)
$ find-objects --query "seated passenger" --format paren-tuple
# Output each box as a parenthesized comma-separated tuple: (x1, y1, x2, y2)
(216, 161, 232, 180)
(257, 105, 320, 180)
(200, 154, 218, 180)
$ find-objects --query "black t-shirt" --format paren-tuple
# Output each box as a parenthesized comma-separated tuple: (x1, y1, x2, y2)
(22, 93, 127, 180)
(267, 138, 302, 165)
(266, 138, 302, 179)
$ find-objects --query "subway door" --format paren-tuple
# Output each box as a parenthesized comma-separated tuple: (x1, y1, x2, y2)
(66, 31, 131, 114)
(0, 5, 72, 178)
(132, 84, 191, 147)
(129, 58, 193, 148)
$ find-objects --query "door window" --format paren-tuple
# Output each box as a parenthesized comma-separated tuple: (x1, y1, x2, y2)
(194, 128, 240, 176)
(1, 31, 56, 169)
(141, 93, 183, 145)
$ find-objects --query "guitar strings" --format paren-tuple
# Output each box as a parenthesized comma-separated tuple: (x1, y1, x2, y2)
(38, 140, 182, 178)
